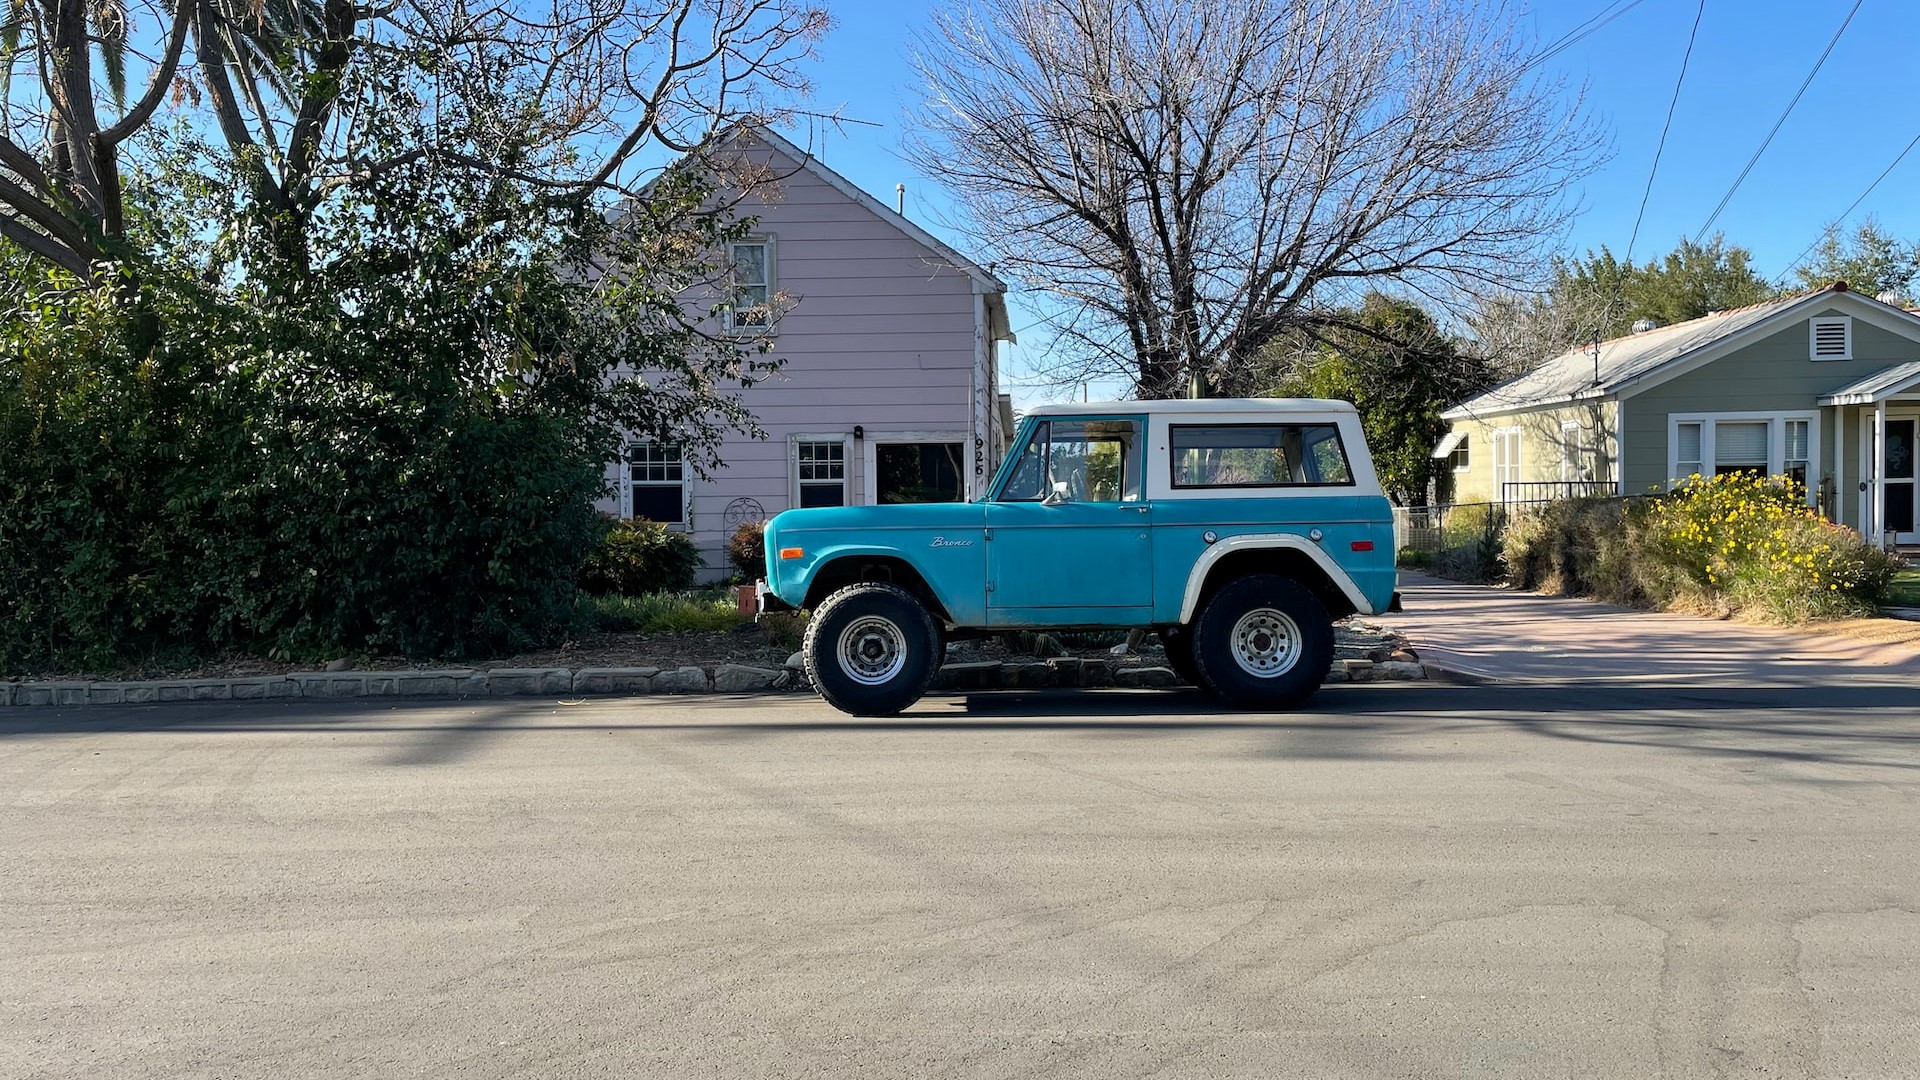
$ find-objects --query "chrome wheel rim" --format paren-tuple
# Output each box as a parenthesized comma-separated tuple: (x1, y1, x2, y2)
(837, 616, 907, 686)
(1230, 608, 1301, 678)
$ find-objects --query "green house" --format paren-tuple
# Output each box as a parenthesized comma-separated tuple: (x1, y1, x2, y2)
(1435, 284, 1920, 550)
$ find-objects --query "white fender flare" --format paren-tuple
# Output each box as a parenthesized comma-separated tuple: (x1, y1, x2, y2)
(1177, 533, 1374, 624)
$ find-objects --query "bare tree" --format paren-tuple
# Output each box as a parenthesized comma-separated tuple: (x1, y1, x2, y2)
(908, 0, 1603, 398)
(0, 0, 827, 274)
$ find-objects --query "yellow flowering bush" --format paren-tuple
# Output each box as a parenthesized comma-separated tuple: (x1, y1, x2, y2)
(1643, 473, 1897, 620)
(1504, 473, 1900, 622)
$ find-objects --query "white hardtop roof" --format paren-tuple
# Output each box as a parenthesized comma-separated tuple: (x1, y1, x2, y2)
(1024, 398, 1359, 418)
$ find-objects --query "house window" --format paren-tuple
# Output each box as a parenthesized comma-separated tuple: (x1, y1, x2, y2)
(1559, 422, 1586, 482)
(1785, 419, 1810, 488)
(1809, 316, 1851, 361)
(1449, 435, 1470, 472)
(796, 440, 846, 507)
(876, 442, 964, 503)
(1668, 414, 1819, 503)
(1493, 428, 1521, 495)
(1713, 421, 1769, 477)
(1676, 422, 1703, 480)
(629, 442, 686, 524)
(727, 240, 772, 329)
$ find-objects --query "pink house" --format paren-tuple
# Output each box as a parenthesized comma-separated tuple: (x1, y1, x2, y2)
(599, 127, 1017, 579)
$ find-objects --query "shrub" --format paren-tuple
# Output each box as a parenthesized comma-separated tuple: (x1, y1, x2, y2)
(579, 519, 703, 596)
(1644, 473, 1896, 620)
(1501, 474, 1898, 624)
(1425, 503, 1504, 583)
(728, 521, 768, 581)
(1503, 497, 1651, 606)
(586, 590, 742, 635)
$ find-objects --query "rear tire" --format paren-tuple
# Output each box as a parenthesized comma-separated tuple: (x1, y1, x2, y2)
(1189, 575, 1333, 710)
(803, 583, 941, 716)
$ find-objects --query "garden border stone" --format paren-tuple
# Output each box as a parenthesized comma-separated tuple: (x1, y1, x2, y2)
(2, 654, 1425, 708)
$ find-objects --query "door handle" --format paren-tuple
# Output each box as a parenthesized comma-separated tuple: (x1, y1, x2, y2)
(1123, 504, 1150, 513)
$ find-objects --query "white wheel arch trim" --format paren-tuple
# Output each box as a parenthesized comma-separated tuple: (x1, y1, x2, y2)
(1177, 534, 1375, 624)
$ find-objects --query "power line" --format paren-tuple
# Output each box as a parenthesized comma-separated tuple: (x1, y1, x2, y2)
(1583, 0, 1704, 376)
(1694, 0, 1864, 241)
(1523, 0, 1652, 75)
(1625, 0, 1706, 269)
(1773, 130, 1920, 287)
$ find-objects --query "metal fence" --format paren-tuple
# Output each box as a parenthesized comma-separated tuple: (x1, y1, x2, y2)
(1393, 483, 1628, 558)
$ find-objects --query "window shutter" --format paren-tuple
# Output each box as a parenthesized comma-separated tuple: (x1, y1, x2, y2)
(1811, 317, 1851, 359)
(1715, 421, 1769, 464)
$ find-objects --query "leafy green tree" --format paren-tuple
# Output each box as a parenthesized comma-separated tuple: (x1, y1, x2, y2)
(1551, 235, 1774, 341)
(1266, 293, 1496, 506)
(1792, 218, 1919, 301)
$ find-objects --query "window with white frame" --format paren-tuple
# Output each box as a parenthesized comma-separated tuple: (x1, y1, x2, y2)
(1785, 419, 1810, 488)
(1559, 422, 1586, 481)
(1493, 428, 1521, 493)
(1668, 414, 1819, 501)
(795, 440, 847, 507)
(727, 240, 772, 329)
(1809, 316, 1851, 361)
(1449, 435, 1470, 472)
(629, 442, 686, 524)
(1676, 422, 1703, 479)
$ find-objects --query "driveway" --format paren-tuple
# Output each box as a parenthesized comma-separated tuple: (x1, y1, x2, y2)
(1393, 571, 1920, 685)
(5, 686, 1920, 1079)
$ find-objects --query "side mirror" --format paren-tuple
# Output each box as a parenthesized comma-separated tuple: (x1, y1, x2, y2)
(1042, 481, 1070, 506)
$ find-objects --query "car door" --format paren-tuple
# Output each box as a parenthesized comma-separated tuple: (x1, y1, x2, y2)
(985, 416, 1152, 625)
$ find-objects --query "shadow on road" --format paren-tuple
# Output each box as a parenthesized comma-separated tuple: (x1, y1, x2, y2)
(6, 682, 1920, 773)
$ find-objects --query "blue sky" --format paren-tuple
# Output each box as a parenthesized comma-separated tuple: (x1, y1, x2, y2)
(785, 0, 1920, 408)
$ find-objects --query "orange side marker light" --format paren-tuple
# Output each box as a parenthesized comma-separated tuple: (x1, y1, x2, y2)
(779, 547, 805, 560)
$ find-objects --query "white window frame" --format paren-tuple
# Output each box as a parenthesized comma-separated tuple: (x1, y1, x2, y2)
(1809, 316, 1852, 361)
(625, 440, 692, 530)
(1666, 411, 1821, 505)
(724, 236, 778, 334)
(791, 433, 851, 509)
(1559, 421, 1586, 482)
(1450, 434, 1471, 473)
(861, 431, 971, 505)
(1492, 426, 1522, 494)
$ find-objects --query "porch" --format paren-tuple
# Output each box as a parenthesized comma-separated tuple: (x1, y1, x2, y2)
(1820, 361, 1920, 552)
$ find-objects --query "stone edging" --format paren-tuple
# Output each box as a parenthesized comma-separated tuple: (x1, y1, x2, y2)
(1, 657, 1425, 708)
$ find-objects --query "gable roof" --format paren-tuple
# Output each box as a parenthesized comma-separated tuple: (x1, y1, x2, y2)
(1817, 360, 1920, 405)
(724, 125, 1007, 296)
(1443, 284, 1920, 420)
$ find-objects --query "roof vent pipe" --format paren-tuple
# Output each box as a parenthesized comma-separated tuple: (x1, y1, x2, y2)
(896, 184, 905, 215)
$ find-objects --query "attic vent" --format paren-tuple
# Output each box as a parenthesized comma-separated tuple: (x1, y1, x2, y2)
(1810, 316, 1852, 361)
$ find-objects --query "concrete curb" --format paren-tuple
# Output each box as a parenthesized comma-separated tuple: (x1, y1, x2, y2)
(0, 656, 1427, 708)
(1416, 661, 1510, 687)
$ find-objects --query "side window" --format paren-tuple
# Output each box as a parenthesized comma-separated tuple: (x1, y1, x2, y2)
(996, 419, 1142, 502)
(1170, 424, 1355, 487)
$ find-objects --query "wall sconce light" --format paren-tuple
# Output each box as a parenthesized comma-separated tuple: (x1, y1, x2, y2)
(853, 425, 864, 439)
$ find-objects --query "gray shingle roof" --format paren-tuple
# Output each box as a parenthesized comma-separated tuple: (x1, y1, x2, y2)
(1444, 288, 1840, 419)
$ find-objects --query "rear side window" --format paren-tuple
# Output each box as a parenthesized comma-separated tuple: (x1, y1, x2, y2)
(1170, 424, 1355, 488)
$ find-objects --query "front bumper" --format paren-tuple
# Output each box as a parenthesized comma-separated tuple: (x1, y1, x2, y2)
(754, 578, 796, 619)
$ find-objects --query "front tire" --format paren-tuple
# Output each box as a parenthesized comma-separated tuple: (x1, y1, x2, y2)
(803, 583, 941, 716)
(1189, 575, 1333, 710)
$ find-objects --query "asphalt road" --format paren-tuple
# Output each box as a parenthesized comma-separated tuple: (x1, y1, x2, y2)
(4, 683, 1919, 1079)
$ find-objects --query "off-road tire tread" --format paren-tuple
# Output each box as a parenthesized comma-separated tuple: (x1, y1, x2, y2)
(1189, 574, 1333, 710)
(803, 582, 941, 716)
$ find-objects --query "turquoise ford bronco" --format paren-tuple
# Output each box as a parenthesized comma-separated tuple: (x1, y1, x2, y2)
(757, 399, 1399, 715)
